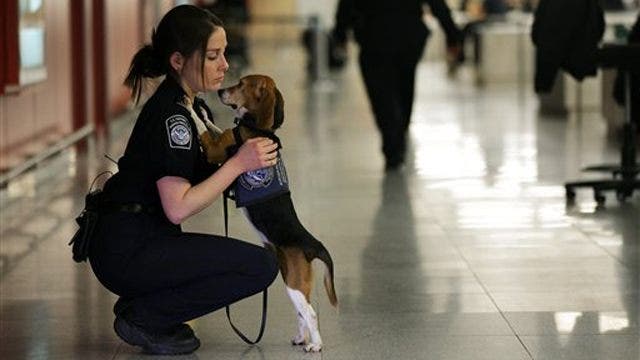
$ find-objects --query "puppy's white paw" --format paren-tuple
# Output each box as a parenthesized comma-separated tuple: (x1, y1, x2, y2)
(304, 343, 322, 352)
(291, 334, 306, 345)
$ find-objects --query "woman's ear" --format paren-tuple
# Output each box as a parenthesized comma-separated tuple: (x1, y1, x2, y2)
(169, 52, 184, 72)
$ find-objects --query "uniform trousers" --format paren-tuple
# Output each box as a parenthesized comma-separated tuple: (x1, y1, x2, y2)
(358, 43, 426, 165)
(89, 211, 278, 331)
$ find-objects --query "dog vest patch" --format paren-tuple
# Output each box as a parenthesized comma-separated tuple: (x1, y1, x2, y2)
(166, 115, 192, 150)
(234, 153, 290, 207)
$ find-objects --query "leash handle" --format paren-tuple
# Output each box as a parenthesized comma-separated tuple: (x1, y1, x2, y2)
(222, 190, 268, 345)
(225, 289, 268, 345)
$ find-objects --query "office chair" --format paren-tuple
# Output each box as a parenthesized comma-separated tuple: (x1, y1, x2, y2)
(565, 43, 640, 207)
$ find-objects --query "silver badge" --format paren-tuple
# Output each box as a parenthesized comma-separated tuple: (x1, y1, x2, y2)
(239, 167, 275, 190)
(166, 115, 192, 150)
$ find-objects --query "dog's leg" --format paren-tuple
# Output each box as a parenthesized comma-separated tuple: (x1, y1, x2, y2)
(283, 249, 322, 352)
(179, 97, 209, 137)
(198, 106, 224, 136)
(286, 287, 322, 352)
(240, 209, 323, 351)
(291, 312, 308, 345)
(179, 97, 232, 163)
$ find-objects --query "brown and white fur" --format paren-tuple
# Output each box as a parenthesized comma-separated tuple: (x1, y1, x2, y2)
(187, 75, 337, 352)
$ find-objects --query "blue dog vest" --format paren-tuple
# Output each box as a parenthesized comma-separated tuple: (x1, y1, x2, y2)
(234, 152, 290, 207)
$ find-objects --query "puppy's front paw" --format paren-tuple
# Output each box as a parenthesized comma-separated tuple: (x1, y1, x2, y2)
(303, 343, 322, 352)
(291, 334, 306, 345)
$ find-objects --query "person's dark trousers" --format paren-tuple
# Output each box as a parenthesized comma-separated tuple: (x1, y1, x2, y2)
(90, 215, 279, 332)
(461, 20, 485, 66)
(358, 45, 425, 166)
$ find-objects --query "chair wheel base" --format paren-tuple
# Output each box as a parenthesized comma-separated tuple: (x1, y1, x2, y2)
(564, 178, 639, 208)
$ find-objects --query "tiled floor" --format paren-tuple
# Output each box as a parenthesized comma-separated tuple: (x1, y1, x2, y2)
(1, 32, 638, 359)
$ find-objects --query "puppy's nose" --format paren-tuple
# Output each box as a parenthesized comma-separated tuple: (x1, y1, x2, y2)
(217, 89, 224, 97)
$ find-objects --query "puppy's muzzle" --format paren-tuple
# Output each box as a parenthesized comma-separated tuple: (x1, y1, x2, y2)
(218, 89, 238, 109)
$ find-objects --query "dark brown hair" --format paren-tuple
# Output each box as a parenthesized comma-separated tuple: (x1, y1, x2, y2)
(124, 5, 223, 103)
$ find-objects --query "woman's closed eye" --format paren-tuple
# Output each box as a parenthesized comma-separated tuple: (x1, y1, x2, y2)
(206, 49, 225, 61)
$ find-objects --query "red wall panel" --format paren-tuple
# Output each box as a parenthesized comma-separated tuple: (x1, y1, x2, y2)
(3, 0, 19, 87)
(105, 0, 140, 117)
(0, 2, 6, 95)
(0, 0, 72, 163)
(1, 0, 148, 165)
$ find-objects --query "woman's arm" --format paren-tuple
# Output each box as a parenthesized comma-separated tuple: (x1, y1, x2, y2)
(157, 137, 278, 224)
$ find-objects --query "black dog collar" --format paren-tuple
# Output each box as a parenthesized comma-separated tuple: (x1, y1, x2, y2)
(234, 115, 282, 150)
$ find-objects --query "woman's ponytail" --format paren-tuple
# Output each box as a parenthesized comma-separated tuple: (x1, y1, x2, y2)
(124, 43, 165, 104)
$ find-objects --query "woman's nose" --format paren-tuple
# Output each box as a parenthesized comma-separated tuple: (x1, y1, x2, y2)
(220, 54, 229, 72)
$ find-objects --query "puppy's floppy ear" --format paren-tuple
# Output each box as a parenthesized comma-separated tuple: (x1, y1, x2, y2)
(254, 78, 266, 101)
(272, 87, 284, 130)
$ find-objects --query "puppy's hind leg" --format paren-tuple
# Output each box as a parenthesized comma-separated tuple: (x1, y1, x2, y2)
(286, 287, 322, 352)
(291, 312, 308, 346)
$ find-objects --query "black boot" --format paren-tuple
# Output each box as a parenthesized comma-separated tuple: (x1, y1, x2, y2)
(113, 297, 195, 343)
(114, 316, 200, 355)
(385, 153, 405, 171)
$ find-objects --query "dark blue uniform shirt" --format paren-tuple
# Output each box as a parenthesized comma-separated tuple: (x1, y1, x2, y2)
(103, 76, 217, 225)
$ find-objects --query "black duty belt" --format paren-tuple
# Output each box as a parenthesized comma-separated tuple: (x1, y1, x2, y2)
(100, 202, 157, 215)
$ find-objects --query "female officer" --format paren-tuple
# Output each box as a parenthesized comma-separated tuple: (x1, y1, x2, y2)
(88, 5, 279, 355)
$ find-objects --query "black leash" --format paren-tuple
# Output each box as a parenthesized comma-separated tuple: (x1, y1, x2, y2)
(223, 190, 268, 345)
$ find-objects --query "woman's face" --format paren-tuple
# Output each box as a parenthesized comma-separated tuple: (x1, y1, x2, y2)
(181, 27, 229, 95)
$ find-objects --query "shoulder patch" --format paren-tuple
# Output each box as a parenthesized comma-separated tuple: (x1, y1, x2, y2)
(166, 115, 192, 150)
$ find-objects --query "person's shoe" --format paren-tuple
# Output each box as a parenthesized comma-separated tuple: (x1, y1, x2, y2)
(168, 323, 196, 340)
(114, 298, 194, 340)
(113, 298, 195, 343)
(385, 155, 405, 172)
(114, 316, 200, 355)
(446, 45, 463, 77)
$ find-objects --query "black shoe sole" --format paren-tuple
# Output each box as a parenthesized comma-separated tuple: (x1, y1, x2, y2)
(142, 340, 201, 356)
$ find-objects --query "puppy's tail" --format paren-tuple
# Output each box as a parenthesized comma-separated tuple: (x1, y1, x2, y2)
(306, 241, 338, 307)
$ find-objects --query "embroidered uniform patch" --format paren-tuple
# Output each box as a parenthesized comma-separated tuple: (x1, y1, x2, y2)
(239, 167, 275, 190)
(166, 115, 192, 150)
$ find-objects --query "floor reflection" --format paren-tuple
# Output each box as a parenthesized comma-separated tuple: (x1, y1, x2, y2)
(358, 172, 425, 313)
(566, 204, 639, 327)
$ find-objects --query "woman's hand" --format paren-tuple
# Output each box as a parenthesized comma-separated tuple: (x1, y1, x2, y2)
(232, 137, 279, 172)
(156, 138, 278, 225)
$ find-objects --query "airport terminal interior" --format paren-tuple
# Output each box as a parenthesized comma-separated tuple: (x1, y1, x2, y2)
(0, 0, 639, 359)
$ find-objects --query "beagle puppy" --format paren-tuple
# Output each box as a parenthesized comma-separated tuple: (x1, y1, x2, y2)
(189, 75, 337, 352)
